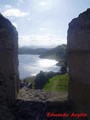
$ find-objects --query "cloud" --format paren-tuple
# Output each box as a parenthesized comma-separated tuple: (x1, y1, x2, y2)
(17, 0, 25, 6)
(34, 0, 56, 12)
(39, 28, 48, 31)
(4, 5, 12, 9)
(19, 34, 66, 47)
(18, 0, 25, 3)
(27, 17, 31, 21)
(39, 1, 48, 6)
(2, 8, 30, 17)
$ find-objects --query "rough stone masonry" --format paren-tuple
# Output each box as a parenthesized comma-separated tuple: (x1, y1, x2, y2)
(0, 14, 19, 104)
(67, 9, 90, 113)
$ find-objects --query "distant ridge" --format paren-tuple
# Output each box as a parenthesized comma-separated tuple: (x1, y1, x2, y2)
(40, 44, 67, 61)
(18, 47, 50, 54)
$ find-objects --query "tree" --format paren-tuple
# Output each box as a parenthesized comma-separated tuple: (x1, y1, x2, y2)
(34, 71, 47, 89)
(60, 65, 67, 74)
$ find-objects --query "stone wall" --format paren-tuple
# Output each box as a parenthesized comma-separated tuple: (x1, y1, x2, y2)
(0, 14, 19, 103)
(67, 9, 90, 112)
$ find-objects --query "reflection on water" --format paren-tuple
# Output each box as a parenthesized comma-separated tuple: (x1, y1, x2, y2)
(38, 59, 58, 67)
(19, 54, 60, 79)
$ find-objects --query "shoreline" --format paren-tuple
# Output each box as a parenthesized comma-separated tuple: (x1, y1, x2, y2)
(19, 54, 61, 80)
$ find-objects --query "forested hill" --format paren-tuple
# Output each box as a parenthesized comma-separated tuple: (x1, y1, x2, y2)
(18, 47, 50, 55)
(39, 44, 67, 61)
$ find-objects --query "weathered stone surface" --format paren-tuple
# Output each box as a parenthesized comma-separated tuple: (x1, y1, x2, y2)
(67, 9, 90, 113)
(67, 8, 90, 51)
(17, 89, 67, 102)
(0, 14, 19, 103)
(12, 100, 74, 120)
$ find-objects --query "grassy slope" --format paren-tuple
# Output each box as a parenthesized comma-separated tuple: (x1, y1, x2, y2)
(43, 73, 69, 92)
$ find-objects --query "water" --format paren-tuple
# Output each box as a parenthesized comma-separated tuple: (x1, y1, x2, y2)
(18, 54, 60, 79)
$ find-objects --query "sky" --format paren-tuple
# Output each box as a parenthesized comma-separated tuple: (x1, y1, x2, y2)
(0, 0, 90, 48)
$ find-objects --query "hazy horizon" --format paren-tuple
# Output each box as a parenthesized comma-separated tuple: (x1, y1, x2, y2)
(19, 43, 67, 49)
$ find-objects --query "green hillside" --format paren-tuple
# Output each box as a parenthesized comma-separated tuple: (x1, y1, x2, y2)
(43, 73, 69, 92)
